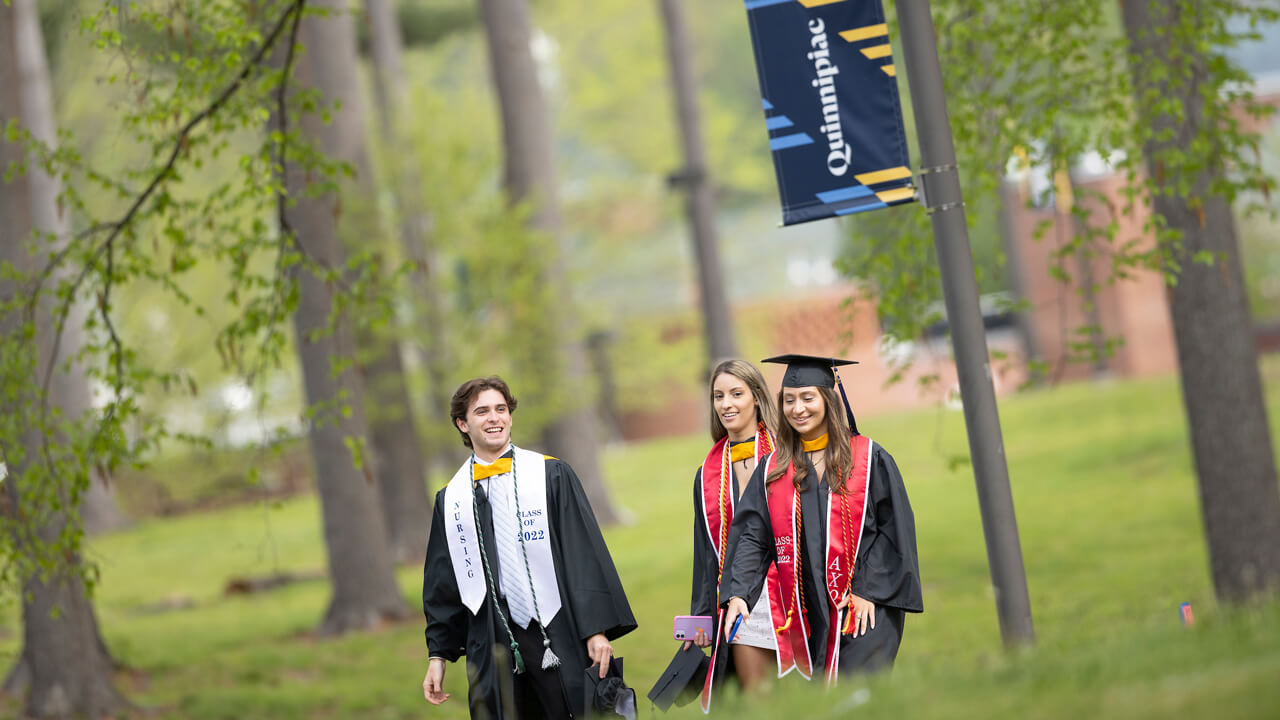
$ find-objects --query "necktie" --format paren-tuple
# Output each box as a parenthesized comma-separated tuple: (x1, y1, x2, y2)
(486, 470, 535, 628)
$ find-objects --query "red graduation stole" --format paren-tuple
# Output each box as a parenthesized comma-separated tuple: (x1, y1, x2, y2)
(699, 424, 774, 712)
(763, 435, 874, 685)
(698, 423, 775, 575)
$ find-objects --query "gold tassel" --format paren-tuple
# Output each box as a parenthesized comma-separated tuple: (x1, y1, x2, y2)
(842, 609, 856, 635)
(776, 609, 793, 633)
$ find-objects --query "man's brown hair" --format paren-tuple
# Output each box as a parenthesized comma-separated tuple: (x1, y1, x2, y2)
(450, 376, 518, 448)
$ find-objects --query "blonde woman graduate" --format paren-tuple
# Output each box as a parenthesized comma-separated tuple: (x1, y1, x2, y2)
(678, 359, 782, 710)
(719, 355, 922, 686)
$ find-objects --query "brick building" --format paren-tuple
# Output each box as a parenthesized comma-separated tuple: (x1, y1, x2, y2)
(1002, 24, 1280, 383)
(610, 22, 1280, 441)
(616, 286, 1028, 440)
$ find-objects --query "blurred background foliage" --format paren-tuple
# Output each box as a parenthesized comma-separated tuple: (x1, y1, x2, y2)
(21, 0, 1276, 522)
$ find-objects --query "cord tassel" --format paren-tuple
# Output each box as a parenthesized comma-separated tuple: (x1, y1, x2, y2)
(471, 458, 528, 678)
(541, 638, 561, 670)
(776, 609, 793, 633)
(842, 608, 855, 635)
(511, 643, 526, 674)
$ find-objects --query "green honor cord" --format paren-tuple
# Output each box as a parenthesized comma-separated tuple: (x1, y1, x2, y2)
(469, 455, 561, 673)
(470, 461, 526, 674)
(510, 459, 561, 670)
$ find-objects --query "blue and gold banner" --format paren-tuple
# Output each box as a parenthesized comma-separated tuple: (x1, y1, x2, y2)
(743, 0, 915, 225)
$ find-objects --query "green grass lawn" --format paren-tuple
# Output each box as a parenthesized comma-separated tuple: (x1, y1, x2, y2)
(4, 364, 1280, 719)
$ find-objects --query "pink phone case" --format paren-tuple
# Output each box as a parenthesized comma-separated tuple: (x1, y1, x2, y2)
(672, 615, 715, 641)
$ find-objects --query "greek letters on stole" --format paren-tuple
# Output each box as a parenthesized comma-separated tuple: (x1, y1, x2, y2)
(764, 435, 873, 685)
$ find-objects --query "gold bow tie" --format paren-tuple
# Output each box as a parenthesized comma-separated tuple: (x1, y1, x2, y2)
(729, 442, 755, 463)
(473, 457, 513, 481)
(802, 433, 829, 452)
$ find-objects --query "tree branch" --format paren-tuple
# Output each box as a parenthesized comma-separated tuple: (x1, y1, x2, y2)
(277, 0, 307, 253)
(31, 0, 308, 408)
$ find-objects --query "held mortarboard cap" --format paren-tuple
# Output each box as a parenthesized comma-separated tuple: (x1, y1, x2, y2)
(761, 354, 858, 389)
(647, 646, 711, 712)
(583, 657, 637, 719)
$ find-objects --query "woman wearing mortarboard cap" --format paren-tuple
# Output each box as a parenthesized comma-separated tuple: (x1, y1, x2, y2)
(718, 355, 923, 686)
(680, 359, 781, 711)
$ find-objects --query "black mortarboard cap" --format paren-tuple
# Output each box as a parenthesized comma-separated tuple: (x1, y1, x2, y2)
(647, 646, 711, 712)
(584, 657, 637, 719)
(761, 354, 858, 389)
(761, 354, 860, 434)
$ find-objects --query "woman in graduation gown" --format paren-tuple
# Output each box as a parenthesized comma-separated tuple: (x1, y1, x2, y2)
(719, 355, 923, 685)
(686, 359, 780, 709)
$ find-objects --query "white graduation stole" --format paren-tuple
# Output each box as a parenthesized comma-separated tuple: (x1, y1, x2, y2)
(442, 446, 562, 627)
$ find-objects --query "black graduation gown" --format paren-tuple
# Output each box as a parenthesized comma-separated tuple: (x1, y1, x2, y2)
(689, 466, 741, 695)
(424, 458, 637, 719)
(690, 466, 741, 618)
(719, 444, 923, 676)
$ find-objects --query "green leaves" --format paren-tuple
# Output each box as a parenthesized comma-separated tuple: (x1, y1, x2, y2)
(0, 0, 391, 593)
(837, 0, 1276, 384)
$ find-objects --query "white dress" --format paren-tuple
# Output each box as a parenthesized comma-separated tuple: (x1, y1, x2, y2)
(725, 458, 777, 652)
(730, 582, 777, 651)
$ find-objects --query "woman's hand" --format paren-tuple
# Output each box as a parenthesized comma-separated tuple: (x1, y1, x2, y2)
(587, 633, 613, 678)
(723, 597, 750, 642)
(423, 658, 449, 705)
(682, 626, 712, 651)
(836, 593, 876, 636)
(694, 625, 712, 647)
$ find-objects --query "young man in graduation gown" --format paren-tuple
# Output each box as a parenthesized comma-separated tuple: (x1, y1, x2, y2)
(720, 355, 923, 685)
(422, 376, 637, 719)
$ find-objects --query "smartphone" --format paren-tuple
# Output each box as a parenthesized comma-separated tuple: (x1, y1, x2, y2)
(672, 615, 715, 642)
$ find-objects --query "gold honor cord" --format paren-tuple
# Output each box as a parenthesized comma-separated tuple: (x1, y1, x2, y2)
(717, 441, 731, 583)
(840, 490, 858, 635)
(777, 490, 804, 634)
(719, 423, 774, 582)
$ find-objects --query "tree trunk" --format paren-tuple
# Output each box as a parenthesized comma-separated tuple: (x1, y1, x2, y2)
(363, 339, 432, 563)
(0, 2, 129, 715)
(477, 0, 620, 524)
(364, 0, 405, 138)
(284, 1, 409, 632)
(322, 0, 431, 566)
(79, 474, 128, 535)
(1120, 0, 1280, 602)
(657, 0, 737, 370)
(9, 0, 126, 538)
(1, 516, 128, 719)
(363, 0, 454, 496)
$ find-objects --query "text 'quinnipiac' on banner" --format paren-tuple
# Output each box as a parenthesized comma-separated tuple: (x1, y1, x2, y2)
(743, 0, 916, 225)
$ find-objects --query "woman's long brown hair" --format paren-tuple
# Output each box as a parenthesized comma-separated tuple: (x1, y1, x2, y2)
(708, 359, 781, 443)
(766, 385, 854, 493)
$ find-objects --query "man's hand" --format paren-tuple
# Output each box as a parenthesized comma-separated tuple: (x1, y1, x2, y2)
(723, 597, 750, 642)
(586, 633, 613, 678)
(836, 593, 876, 636)
(423, 658, 449, 705)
